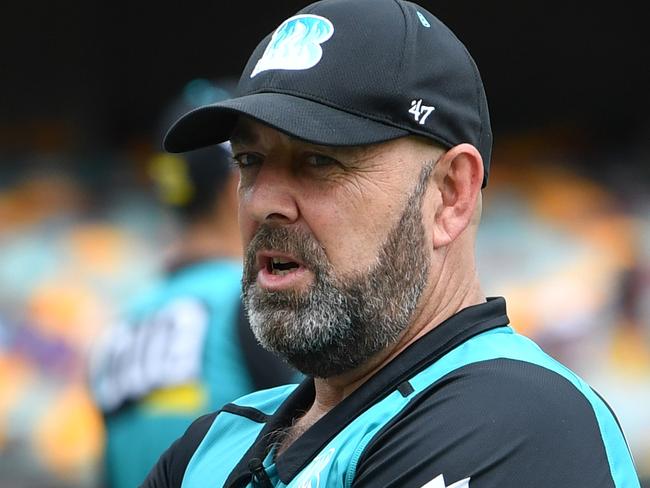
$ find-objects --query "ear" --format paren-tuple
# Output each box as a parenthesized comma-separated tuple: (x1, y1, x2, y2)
(431, 143, 484, 248)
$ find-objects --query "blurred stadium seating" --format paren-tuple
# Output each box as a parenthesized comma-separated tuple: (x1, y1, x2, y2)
(0, 123, 649, 487)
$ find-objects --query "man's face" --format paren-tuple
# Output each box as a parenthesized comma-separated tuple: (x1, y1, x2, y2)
(232, 118, 438, 377)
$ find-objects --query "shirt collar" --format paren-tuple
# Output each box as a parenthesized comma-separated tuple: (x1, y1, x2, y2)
(225, 297, 509, 486)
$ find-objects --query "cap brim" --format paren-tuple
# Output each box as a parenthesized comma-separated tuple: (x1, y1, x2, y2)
(163, 92, 410, 153)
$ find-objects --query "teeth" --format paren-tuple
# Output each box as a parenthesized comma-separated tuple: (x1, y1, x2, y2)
(269, 257, 298, 275)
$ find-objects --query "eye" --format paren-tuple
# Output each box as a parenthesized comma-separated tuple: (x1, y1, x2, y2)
(305, 153, 339, 168)
(232, 152, 263, 168)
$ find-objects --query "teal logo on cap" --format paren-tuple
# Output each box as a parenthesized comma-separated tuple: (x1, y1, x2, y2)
(251, 14, 334, 78)
(416, 11, 431, 28)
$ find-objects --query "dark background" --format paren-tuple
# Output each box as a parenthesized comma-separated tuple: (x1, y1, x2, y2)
(3, 0, 650, 157)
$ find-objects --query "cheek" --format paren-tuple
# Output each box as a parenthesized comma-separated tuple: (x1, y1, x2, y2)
(308, 203, 391, 275)
(237, 203, 256, 249)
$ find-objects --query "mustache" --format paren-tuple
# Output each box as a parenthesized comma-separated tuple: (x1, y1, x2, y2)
(244, 224, 329, 278)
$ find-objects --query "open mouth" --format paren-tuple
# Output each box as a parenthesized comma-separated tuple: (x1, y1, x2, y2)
(267, 257, 301, 276)
(254, 252, 310, 290)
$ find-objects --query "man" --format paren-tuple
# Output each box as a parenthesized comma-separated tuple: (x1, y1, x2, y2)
(89, 81, 297, 488)
(143, 1, 641, 487)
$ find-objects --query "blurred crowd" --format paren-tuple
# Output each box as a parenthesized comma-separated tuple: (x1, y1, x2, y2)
(1, 105, 649, 486)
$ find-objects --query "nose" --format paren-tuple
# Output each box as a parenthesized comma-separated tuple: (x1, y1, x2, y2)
(239, 160, 299, 225)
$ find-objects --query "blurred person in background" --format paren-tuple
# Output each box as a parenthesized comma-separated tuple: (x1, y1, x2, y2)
(88, 79, 297, 488)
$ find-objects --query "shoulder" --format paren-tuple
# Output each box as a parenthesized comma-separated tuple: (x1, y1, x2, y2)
(354, 358, 619, 487)
(140, 385, 298, 488)
(140, 412, 218, 488)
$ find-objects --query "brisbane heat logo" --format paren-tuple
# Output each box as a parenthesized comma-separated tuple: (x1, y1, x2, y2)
(421, 474, 471, 488)
(251, 14, 334, 77)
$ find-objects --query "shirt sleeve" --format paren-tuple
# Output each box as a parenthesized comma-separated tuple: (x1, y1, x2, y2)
(353, 358, 631, 488)
(140, 412, 218, 488)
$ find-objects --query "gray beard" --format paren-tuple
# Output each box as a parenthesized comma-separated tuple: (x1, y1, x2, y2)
(242, 162, 433, 378)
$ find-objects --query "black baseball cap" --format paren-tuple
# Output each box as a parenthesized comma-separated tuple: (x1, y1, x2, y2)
(164, 0, 492, 186)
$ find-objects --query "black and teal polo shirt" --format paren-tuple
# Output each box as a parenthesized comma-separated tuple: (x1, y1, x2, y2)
(142, 297, 640, 487)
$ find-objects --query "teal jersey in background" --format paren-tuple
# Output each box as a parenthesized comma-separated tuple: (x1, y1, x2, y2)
(90, 259, 297, 488)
